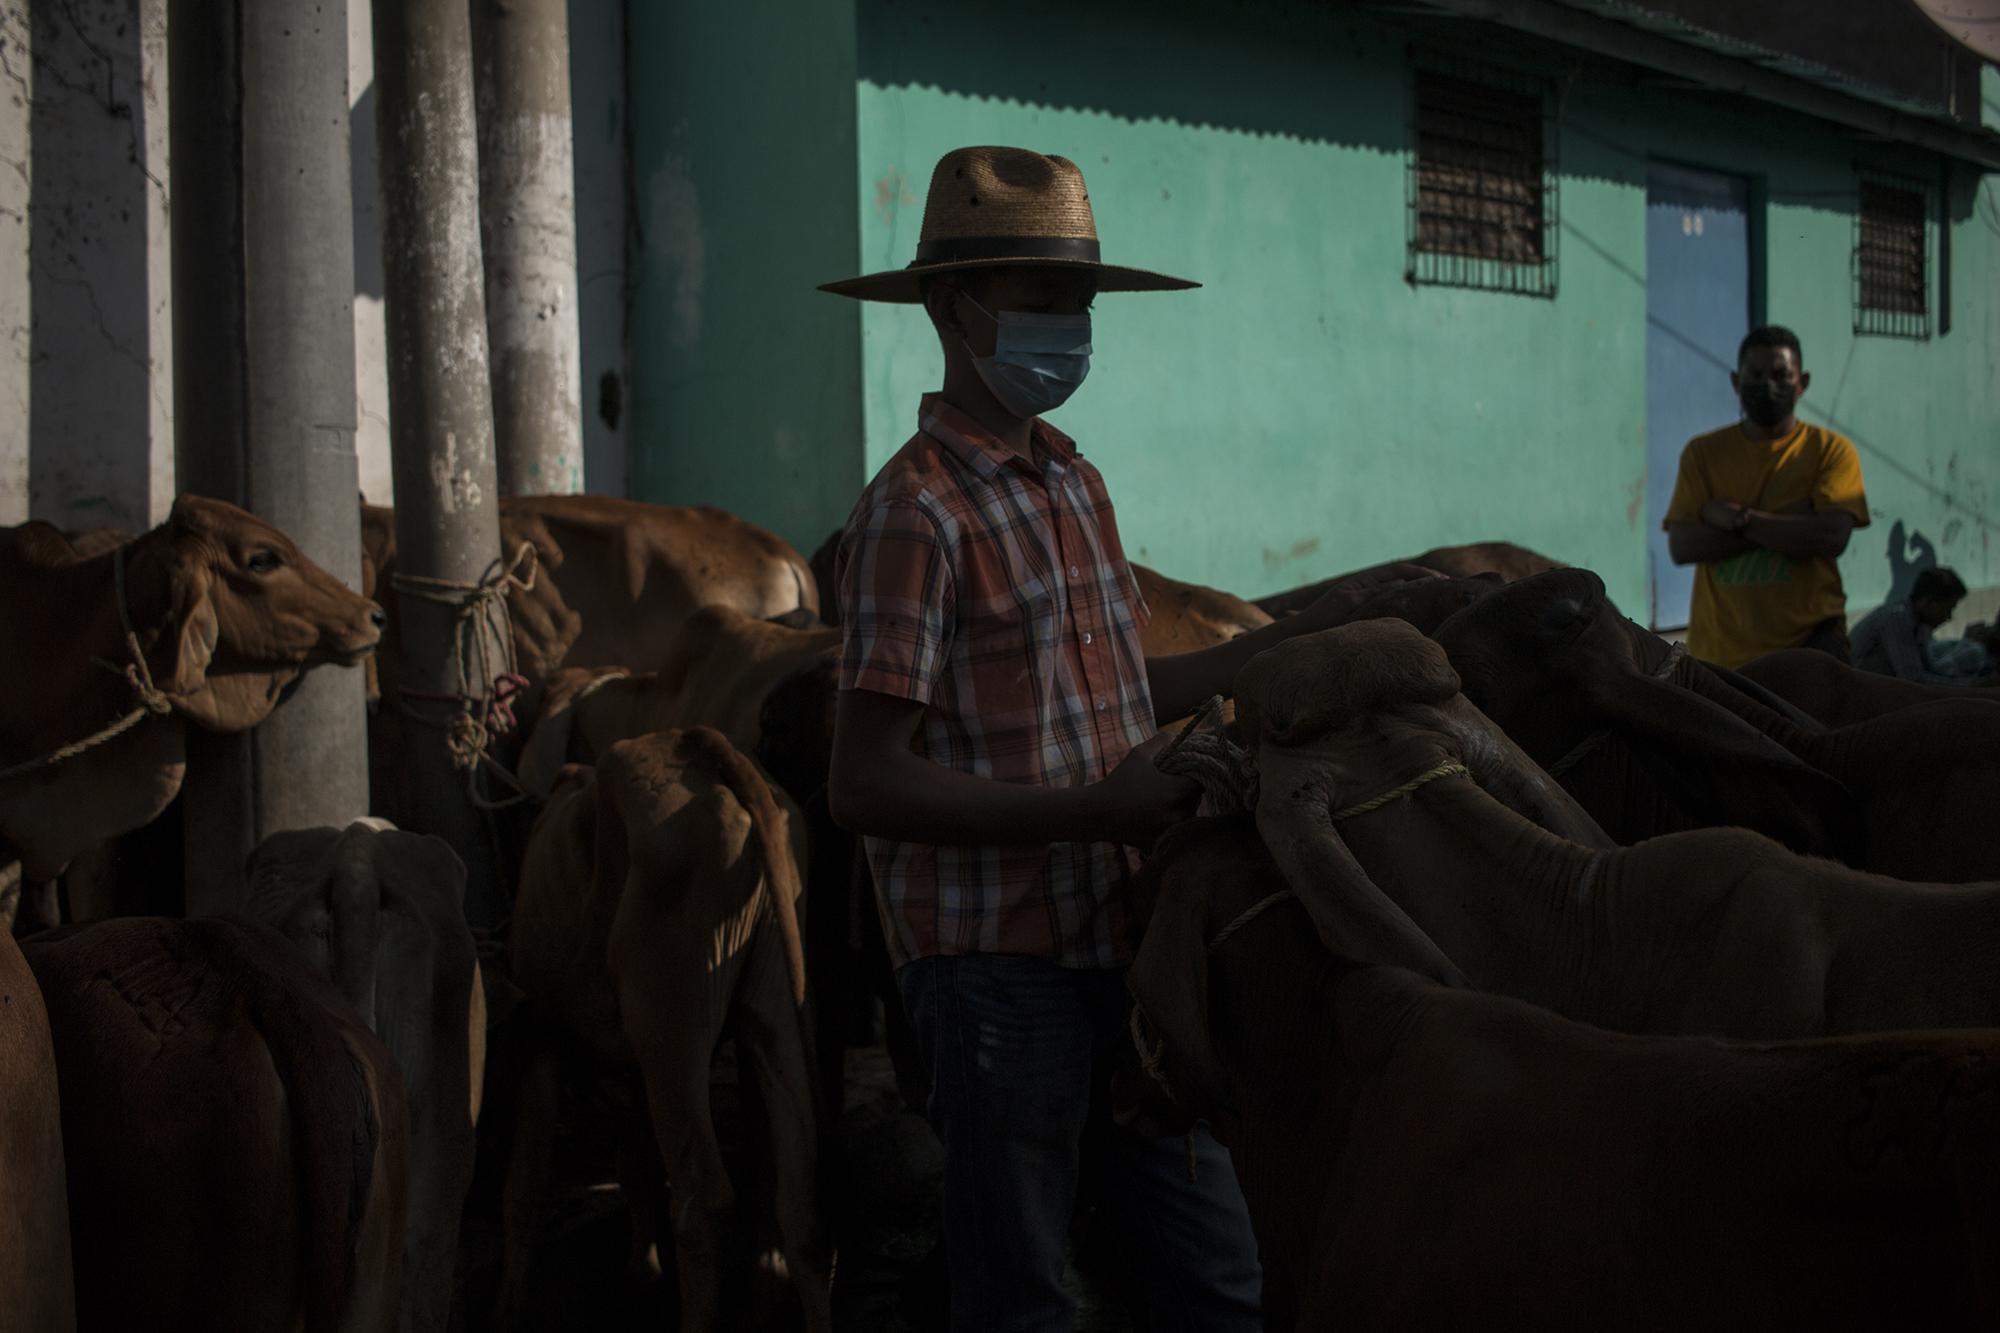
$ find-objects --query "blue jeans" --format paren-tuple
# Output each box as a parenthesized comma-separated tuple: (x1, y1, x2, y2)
(898, 953, 1263, 1333)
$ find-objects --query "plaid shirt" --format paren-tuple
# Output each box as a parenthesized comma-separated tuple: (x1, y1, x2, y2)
(836, 394, 1156, 969)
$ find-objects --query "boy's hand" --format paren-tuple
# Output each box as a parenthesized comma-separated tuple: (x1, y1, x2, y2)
(1095, 733, 1201, 850)
(1291, 562, 1444, 635)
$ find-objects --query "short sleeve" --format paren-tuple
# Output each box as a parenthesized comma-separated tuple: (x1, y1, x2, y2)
(1661, 441, 1710, 530)
(1812, 433, 1871, 527)
(1077, 460, 1151, 634)
(837, 499, 956, 703)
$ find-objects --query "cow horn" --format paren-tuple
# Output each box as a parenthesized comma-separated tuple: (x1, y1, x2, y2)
(1583, 668, 1862, 861)
(1253, 748, 1470, 989)
(1434, 695, 1615, 849)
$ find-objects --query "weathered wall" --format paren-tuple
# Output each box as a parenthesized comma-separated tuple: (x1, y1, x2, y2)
(625, 0, 863, 553)
(20, 0, 171, 534)
(849, 0, 1999, 623)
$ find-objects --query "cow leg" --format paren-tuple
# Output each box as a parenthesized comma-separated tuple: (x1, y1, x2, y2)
(734, 925, 834, 1333)
(11, 877, 60, 937)
(610, 1080, 670, 1285)
(628, 1025, 733, 1333)
(493, 1024, 563, 1332)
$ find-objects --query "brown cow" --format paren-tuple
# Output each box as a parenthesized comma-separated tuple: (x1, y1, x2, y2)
(247, 820, 486, 1333)
(0, 927, 74, 1332)
(1435, 567, 2000, 881)
(1236, 619, 2000, 1040)
(1130, 564, 1272, 654)
(1738, 645, 1999, 727)
(1127, 816, 2000, 1331)
(24, 916, 409, 1332)
(1254, 541, 1563, 618)
(364, 496, 816, 827)
(502, 730, 829, 1333)
(362, 494, 816, 690)
(1, 497, 384, 907)
(512, 607, 863, 1115)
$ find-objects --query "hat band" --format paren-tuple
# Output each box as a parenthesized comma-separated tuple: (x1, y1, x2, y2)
(912, 235, 1103, 266)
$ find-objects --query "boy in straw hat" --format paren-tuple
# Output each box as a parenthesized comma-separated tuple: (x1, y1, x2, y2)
(824, 146, 1432, 1328)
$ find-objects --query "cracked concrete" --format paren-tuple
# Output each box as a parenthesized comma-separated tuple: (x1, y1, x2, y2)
(18, 0, 171, 533)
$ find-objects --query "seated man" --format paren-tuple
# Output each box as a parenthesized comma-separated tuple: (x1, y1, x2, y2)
(1850, 567, 1996, 685)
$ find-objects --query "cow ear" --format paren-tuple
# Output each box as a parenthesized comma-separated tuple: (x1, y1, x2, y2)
(1125, 865, 1232, 1115)
(169, 592, 220, 695)
(1585, 671, 1862, 860)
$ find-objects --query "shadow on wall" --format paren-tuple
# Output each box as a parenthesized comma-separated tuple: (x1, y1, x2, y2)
(860, 0, 1404, 155)
(351, 80, 383, 302)
(1886, 519, 1938, 604)
(25, 0, 164, 534)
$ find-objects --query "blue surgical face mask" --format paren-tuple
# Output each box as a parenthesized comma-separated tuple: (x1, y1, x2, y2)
(961, 293, 1092, 420)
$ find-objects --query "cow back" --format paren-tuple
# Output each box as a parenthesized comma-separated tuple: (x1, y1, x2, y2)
(0, 928, 74, 1332)
(24, 917, 408, 1333)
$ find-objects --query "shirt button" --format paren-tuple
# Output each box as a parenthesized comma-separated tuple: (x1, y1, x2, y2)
(1082, 631, 1093, 645)
(1096, 699, 1107, 711)
(1069, 564, 1080, 577)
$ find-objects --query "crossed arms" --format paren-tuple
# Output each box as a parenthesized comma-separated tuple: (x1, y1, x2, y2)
(1667, 498, 1857, 567)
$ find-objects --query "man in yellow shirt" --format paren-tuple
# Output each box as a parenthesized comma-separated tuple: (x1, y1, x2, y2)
(1664, 325, 1870, 669)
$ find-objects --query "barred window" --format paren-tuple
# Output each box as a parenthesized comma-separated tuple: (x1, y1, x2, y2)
(1408, 54, 1558, 298)
(1854, 171, 1929, 338)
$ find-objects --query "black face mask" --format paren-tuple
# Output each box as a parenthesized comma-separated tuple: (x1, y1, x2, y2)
(1739, 381, 1797, 428)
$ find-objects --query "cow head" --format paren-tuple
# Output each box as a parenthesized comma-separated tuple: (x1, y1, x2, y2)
(1234, 617, 1609, 848)
(1433, 568, 1859, 856)
(1343, 573, 1502, 636)
(132, 495, 387, 732)
(245, 818, 484, 1127)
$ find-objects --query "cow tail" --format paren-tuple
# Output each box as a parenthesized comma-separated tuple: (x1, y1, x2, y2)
(688, 726, 810, 1016)
(205, 919, 400, 1333)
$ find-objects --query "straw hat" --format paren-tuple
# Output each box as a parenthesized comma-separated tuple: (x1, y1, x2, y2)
(819, 146, 1199, 303)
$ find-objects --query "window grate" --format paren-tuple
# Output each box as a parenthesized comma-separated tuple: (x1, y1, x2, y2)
(1407, 52, 1558, 298)
(1854, 169, 1929, 339)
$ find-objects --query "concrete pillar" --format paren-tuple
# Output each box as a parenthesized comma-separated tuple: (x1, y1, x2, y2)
(0, 5, 29, 524)
(472, 0, 583, 497)
(169, 0, 370, 913)
(22, 0, 173, 534)
(373, 0, 507, 923)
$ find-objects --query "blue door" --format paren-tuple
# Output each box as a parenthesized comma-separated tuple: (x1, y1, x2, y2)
(1645, 163, 1751, 630)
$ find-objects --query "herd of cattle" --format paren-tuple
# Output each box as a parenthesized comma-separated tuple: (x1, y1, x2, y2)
(2, 491, 1997, 1331)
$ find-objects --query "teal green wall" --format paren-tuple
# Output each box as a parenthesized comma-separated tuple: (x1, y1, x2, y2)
(627, 0, 863, 553)
(852, 0, 2000, 621)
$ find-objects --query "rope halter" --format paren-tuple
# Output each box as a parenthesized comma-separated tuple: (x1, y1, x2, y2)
(390, 541, 541, 810)
(0, 542, 175, 785)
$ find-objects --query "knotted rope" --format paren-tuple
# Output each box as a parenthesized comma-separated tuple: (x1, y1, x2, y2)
(1126, 1002, 1202, 1184)
(1156, 695, 1257, 815)
(1327, 759, 1470, 820)
(0, 543, 174, 785)
(391, 542, 540, 810)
